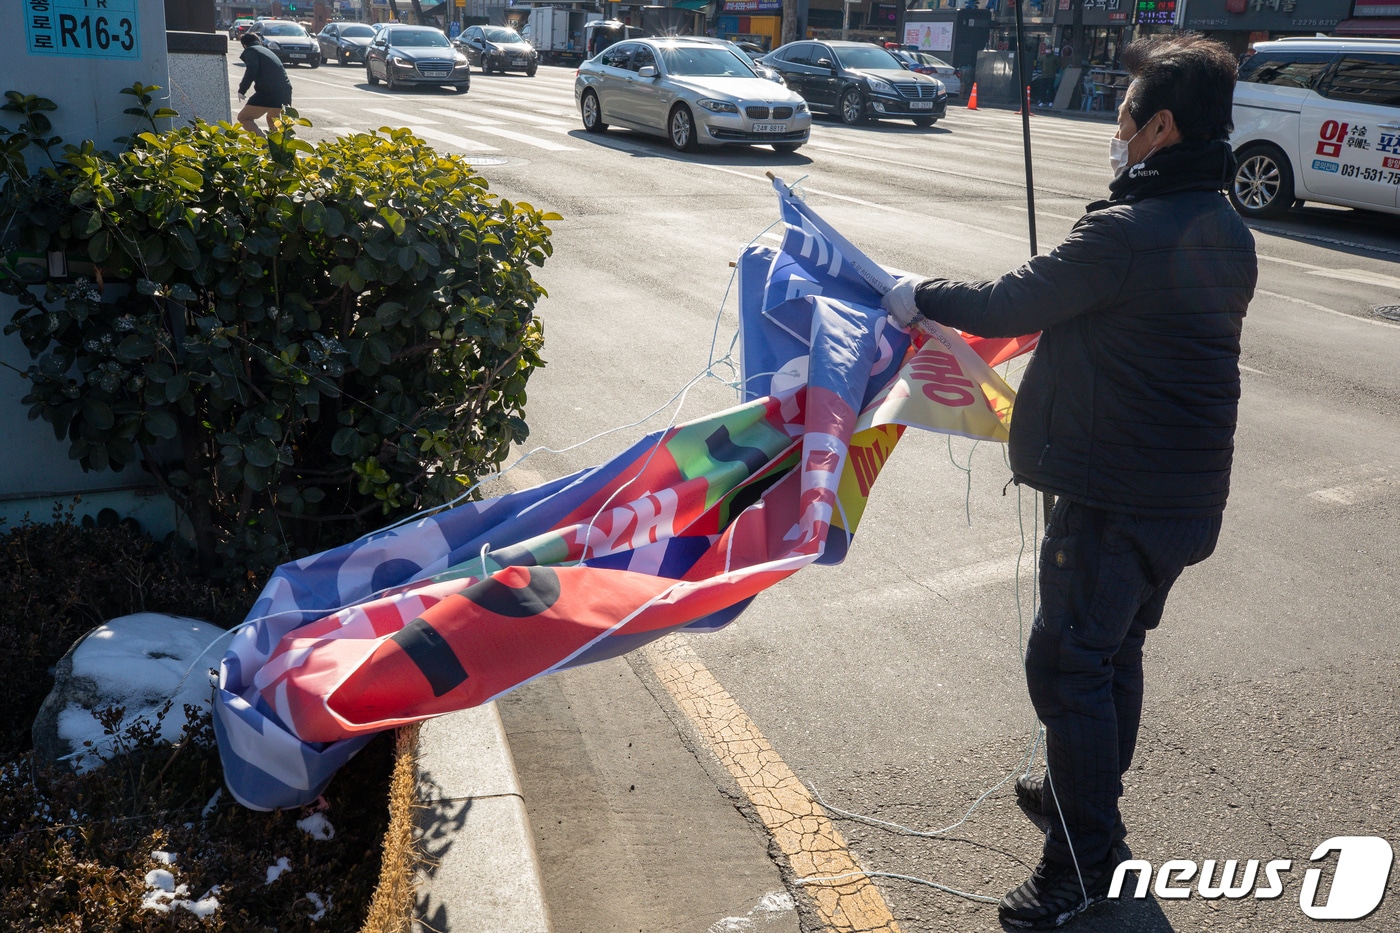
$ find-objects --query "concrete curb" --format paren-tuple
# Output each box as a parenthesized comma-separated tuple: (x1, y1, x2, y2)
(413, 703, 551, 933)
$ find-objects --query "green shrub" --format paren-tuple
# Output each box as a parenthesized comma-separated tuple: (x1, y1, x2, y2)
(1, 86, 553, 573)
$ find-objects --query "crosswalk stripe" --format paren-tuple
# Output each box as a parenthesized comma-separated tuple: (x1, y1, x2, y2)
(404, 124, 500, 151)
(816, 131, 910, 150)
(366, 107, 440, 125)
(423, 106, 505, 125)
(474, 106, 574, 130)
(419, 108, 575, 150)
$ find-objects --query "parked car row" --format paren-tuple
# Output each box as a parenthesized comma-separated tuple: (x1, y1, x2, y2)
(574, 37, 949, 154)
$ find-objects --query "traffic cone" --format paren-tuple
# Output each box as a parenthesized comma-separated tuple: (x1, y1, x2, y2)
(967, 83, 978, 110)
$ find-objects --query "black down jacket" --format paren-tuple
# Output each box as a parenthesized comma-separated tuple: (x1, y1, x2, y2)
(913, 154, 1257, 518)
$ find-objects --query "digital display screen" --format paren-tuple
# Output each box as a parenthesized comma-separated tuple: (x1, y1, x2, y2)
(1136, 0, 1176, 23)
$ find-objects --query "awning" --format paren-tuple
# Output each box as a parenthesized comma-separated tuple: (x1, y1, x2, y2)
(673, 0, 712, 9)
(1335, 17, 1400, 35)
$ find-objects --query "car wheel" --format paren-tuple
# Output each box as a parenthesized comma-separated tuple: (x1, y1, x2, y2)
(1230, 144, 1293, 219)
(309, 57, 320, 69)
(386, 67, 399, 91)
(912, 116, 937, 127)
(773, 142, 802, 153)
(581, 89, 608, 133)
(838, 87, 865, 125)
(669, 104, 698, 151)
(526, 66, 538, 77)
(366, 63, 379, 86)
(455, 83, 470, 94)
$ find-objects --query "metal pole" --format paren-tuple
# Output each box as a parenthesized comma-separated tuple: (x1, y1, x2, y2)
(1009, 0, 1049, 526)
(1011, 0, 1037, 257)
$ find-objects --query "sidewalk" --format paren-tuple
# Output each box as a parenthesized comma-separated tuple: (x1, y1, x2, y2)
(413, 704, 551, 933)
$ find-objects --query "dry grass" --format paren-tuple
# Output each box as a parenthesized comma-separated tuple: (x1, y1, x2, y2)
(360, 723, 424, 933)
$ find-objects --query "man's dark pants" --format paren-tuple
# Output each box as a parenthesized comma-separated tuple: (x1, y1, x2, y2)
(1025, 497, 1221, 867)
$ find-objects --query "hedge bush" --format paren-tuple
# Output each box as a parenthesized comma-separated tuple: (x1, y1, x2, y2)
(1, 86, 554, 573)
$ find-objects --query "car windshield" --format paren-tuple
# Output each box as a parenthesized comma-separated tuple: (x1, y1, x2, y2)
(262, 23, 307, 36)
(835, 46, 900, 70)
(482, 27, 522, 42)
(389, 28, 450, 48)
(341, 25, 375, 38)
(659, 46, 756, 77)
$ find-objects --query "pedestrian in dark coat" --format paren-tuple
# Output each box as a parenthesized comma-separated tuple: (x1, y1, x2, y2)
(237, 32, 293, 137)
(883, 34, 1256, 930)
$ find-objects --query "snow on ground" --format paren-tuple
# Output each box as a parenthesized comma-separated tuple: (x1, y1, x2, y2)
(266, 856, 292, 885)
(296, 811, 335, 840)
(705, 890, 798, 933)
(56, 614, 233, 771)
(306, 891, 329, 921)
(141, 853, 221, 917)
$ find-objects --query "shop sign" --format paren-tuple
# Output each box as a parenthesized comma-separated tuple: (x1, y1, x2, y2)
(722, 0, 781, 11)
(1353, 0, 1400, 15)
(1184, 0, 1349, 28)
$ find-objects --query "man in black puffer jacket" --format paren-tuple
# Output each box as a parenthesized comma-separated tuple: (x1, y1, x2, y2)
(883, 34, 1256, 930)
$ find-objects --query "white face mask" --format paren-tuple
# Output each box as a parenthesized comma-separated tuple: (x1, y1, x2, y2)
(1110, 114, 1165, 177)
(1109, 126, 1142, 177)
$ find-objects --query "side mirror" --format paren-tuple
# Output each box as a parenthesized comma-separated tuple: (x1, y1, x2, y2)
(816, 57, 833, 68)
(638, 65, 657, 78)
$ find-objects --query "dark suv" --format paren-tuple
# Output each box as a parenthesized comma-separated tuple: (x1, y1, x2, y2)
(760, 40, 947, 126)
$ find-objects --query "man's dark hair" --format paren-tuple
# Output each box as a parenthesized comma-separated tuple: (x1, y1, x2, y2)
(1121, 34, 1237, 142)
(240, 32, 261, 46)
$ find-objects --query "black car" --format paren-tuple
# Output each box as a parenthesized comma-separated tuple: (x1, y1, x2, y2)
(365, 25, 471, 92)
(317, 22, 376, 66)
(246, 20, 320, 67)
(760, 40, 947, 126)
(453, 25, 539, 76)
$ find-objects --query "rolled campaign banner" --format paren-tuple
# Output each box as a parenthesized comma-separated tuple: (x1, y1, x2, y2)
(213, 177, 1039, 811)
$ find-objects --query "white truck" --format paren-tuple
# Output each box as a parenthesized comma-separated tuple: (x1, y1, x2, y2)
(521, 7, 597, 65)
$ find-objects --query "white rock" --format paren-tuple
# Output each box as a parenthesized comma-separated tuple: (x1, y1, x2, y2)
(32, 613, 232, 771)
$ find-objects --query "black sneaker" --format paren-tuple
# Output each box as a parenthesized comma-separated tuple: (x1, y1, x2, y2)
(998, 848, 1124, 929)
(1015, 772, 1052, 815)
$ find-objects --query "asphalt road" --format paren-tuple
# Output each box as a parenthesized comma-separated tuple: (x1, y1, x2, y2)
(243, 55, 1400, 932)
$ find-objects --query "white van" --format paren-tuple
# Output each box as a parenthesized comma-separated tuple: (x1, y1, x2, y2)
(1230, 37, 1400, 219)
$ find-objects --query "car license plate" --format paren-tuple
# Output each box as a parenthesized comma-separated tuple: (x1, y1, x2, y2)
(753, 123, 787, 133)
(290, 53, 308, 59)
(910, 101, 934, 110)
(511, 58, 527, 65)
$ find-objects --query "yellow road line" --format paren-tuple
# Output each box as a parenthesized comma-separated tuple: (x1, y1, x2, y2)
(643, 635, 903, 933)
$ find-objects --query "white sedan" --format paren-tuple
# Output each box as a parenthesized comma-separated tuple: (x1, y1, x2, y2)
(575, 37, 812, 153)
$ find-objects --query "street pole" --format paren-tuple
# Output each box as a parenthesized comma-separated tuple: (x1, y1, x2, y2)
(842, 0, 852, 40)
(1010, 0, 1052, 528)
(1012, 0, 1037, 259)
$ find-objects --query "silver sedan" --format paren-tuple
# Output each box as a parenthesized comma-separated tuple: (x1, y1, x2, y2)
(575, 38, 812, 153)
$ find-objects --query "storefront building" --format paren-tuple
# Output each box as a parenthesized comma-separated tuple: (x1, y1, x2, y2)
(715, 0, 782, 48)
(804, 0, 903, 42)
(1336, 0, 1400, 37)
(1182, 0, 1353, 53)
(1052, 0, 1133, 66)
